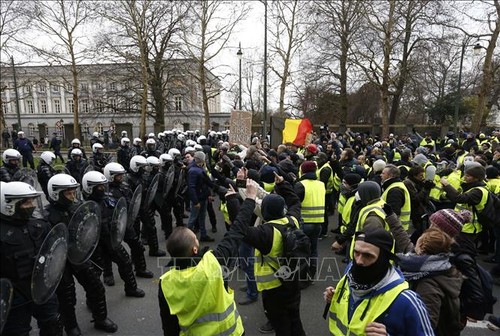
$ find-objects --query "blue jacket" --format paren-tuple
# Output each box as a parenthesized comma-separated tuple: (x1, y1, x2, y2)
(344, 264, 435, 336)
(187, 161, 210, 205)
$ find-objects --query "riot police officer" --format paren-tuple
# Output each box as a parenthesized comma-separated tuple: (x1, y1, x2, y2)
(143, 156, 166, 256)
(66, 139, 87, 161)
(117, 137, 132, 172)
(46, 174, 117, 335)
(82, 171, 145, 298)
(140, 138, 161, 158)
(0, 149, 21, 182)
(65, 148, 89, 184)
(131, 137, 143, 157)
(91, 143, 107, 173)
(104, 163, 154, 280)
(37, 151, 57, 199)
(0, 181, 63, 336)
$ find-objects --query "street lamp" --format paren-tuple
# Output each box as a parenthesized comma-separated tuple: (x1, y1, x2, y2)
(453, 35, 482, 135)
(237, 43, 243, 110)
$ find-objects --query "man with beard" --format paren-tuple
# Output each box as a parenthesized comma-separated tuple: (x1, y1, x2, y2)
(324, 227, 434, 336)
(380, 164, 412, 231)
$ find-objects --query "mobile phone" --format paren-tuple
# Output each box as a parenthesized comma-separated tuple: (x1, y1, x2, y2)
(236, 179, 247, 188)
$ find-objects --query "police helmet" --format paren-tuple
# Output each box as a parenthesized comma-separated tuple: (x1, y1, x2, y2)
(2, 149, 22, 163)
(104, 162, 126, 181)
(47, 174, 80, 202)
(92, 143, 104, 154)
(0, 181, 41, 217)
(40, 151, 56, 165)
(129, 155, 148, 173)
(82, 171, 108, 195)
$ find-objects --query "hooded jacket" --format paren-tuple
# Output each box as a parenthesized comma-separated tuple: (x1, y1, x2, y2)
(398, 253, 463, 335)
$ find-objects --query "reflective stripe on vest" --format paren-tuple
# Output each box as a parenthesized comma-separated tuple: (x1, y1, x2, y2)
(381, 181, 411, 230)
(254, 216, 300, 291)
(338, 193, 347, 215)
(160, 251, 244, 336)
(328, 274, 408, 335)
(355, 199, 387, 232)
(455, 186, 488, 234)
(340, 196, 356, 233)
(317, 162, 334, 194)
(301, 179, 326, 223)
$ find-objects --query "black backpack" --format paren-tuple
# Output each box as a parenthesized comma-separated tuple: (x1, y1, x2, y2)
(270, 216, 311, 287)
(474, 188, 500, 228)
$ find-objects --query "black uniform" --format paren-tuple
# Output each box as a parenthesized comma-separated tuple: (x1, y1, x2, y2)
(0, 162, 20, 182)
(157, 162, 185, 240)
(65, 159, 89, 184)
(0, 214, 62, 336)
(66, 146, 87, 161)
(107, 181, 152, 277)
(37, 161, 57, 199)
(46, 201, 117, 334)
(140, 149, 161, 158)
(88, 192, 144, 297)
(117, 145, 133, 172)
(140, 168, 165, 256)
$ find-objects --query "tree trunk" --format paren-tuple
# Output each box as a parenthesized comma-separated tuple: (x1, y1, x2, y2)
(70, 46, 80, 140)
(381, 0, 396, 137)
(200, 61, 210, 132)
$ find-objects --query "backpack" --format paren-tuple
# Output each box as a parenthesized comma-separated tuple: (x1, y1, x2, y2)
(269, 216, 311, 287)
(474, 188, 500, 228)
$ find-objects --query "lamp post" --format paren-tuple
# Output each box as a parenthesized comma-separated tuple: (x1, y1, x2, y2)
(453, 35, 481, 135)
(237, 43, 243, 110)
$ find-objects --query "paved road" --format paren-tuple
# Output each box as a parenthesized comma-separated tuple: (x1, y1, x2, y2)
(29, 200, 500, 336)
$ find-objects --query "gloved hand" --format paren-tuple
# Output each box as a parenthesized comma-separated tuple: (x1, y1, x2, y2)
(423, 180, 435, 189)
(383, 203, 394, 217)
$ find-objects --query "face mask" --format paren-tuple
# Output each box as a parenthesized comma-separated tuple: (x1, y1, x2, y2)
(92, 188, 106, 200)
(350, 251, 390, 285)
(58, 193, 75, 207)
(355, 191, 361, 202)
(14, 204, 36, 220)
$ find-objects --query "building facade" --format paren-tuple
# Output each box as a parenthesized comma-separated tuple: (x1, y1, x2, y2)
(0, 60, 228, 146)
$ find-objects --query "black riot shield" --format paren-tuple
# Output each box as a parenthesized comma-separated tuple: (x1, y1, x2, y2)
(0, 279, 13, 334)
(31, 223, 68, 305)
(110, 197, 128, 249)
(162, 166, 175, 199)
(67, 201, 101, 265)
(127, 185, 142, 229)
(143, 173, 159, 210)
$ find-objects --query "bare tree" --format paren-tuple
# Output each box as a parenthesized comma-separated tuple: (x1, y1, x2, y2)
(21, 0, 96, 140)
(471, 0, 500, 132)
(180, 0, 248, 132)
(266, 0, 312, 116)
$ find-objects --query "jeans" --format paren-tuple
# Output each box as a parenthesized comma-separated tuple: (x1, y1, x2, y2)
(239, 242, 258, 300)
(302, 223, 321, 278)
(188, 200, 208, 238)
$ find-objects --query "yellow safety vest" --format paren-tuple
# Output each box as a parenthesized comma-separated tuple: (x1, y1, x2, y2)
(392, 148, 401, 162)
(329, 274, 409, 336)
(486, 178, 500, 195)
(456, 152, 468, 167)
(220, 202, 230, 224)
(340, 195, 356, 233)
(422, 162, 433, 180)
(160, 251, 244, 336)
(254, 216, 300, 292)
(338, 193, 347, 216)
(300, 179, 325, 224)
(420, 139, 435, 148)
(317, 162, 335, 194)
(263, 181, 275, 193)
(381, 181, 411, 230)
(455, 186, 488, 234)
(351, 199, 387, 257)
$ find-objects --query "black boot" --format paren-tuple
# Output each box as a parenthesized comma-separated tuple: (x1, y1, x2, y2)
(94, 318, 118, 333)
(103, 274, 115, 286)
(66, 326, 82, 336)
(125, 288, 146, 297)
(129, 235, 154, 278)
(148, 227, 166, 256)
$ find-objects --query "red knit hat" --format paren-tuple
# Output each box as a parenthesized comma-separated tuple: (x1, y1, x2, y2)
(300, 161, 317, 174)
(429, 209, 472, 238)
(306, 144, 318, 154)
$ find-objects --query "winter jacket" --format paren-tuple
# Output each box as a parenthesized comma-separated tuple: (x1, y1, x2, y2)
(0, 163, 19, 182)
(382, 178, 407, 217)
(399, 253, 463, 335)
(37, 162, 57, 198)
(187, 161, 210, 205)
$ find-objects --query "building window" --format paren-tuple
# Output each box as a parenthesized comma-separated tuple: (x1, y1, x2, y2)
(51, 84, 59, 93)
(96, 122, 103, 134)
(68, 99, 74, 114)
(39, 83, 46, 92)
(109, 98, 117, 110)
(109, 82, 117, 91)
(96, 101, 104, 113)
(28, 123, 35, 136)
(94, 82, 103, 90)
(81, 100, 89, 114)
(40, 99, 47, 114)
(54, 99, 61, 113)
(175, 95, 182, 111)
(2, 103, 8, 114)
(26, 100, 34, 114)
(24, 85, 32, 94)
(83, 123, 89, 135)
(81, 82, 88, 91)
(66, 83, 73, 92)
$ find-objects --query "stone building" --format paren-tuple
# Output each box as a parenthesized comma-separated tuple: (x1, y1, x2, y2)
(0, 60, 228, 146)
